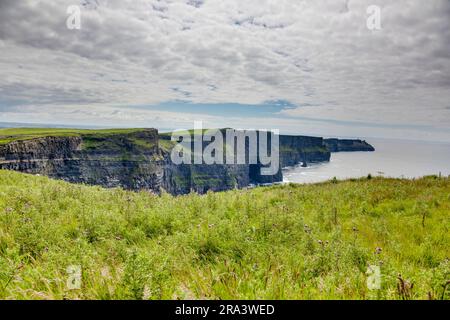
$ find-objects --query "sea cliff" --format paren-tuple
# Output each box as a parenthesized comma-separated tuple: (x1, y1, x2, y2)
(324, 138, 375, 152)
(0, 128, 374, 194)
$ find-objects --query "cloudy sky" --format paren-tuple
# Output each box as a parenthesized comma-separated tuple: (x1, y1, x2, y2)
(1, 0, 449, 141)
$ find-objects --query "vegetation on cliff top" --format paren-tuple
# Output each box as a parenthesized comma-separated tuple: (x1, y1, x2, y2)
(0, 128, 330, 157)
(0, 170, 448, 300)
(0, 128, 160, 158)
(0, 128, 148, 145)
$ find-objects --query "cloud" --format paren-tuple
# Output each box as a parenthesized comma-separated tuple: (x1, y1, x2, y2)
(0, 0, 449, 141)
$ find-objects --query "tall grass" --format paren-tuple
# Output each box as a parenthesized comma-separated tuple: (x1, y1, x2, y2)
(0, 170, 448, 300)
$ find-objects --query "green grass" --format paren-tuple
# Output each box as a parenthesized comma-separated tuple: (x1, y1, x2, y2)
(159, 128, 227, 137)
(280, 145, 329, 153)
(0, 128, 147, 145)
(0, 170, 448, 300)
(158, 139, 177, 153)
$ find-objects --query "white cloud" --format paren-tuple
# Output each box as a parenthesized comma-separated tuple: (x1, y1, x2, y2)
(0, 0, 449, 140)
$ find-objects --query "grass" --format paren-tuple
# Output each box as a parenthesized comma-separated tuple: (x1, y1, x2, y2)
(280, 145, 329, 153)
(0, 128, 147, 145)
(0, 170, 448, 300)
(158, 139, 177, 153)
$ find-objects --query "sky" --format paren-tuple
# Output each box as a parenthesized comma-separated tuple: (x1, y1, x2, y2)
(0, 0, 449, 141)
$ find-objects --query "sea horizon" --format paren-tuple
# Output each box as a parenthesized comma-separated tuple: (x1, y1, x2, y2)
(284, 138, 450, 184)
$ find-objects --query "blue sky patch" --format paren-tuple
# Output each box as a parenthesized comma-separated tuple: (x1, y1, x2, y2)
(126, 100, 298, 118)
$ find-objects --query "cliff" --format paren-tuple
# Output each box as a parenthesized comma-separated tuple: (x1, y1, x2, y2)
(279, 135, 330, 167)
(159, 130, 284, 193)
(324, 138, 375, 152)
(0, 128, 280, 195)
(0, 128, 371, 195)
(0, 129, 164, 191)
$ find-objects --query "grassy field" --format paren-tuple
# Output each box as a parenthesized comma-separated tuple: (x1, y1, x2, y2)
(0, 170, 448, 300)
(0, 128, 146, 145)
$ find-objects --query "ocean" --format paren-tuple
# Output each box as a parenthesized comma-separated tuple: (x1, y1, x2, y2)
(282, 138, 450, 183)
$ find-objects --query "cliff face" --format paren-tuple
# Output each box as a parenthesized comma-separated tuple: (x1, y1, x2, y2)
(0, 136, 82, 161)
(0, 130, 164, 191)
(0, 129, 336, 195)
(324, 138, 375, 152)
(279, 135, 330, 167)
(161, 162, 252, 194)
(159, 130, 284, 193)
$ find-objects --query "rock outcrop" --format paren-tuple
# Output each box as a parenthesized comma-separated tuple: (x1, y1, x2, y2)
(324, 138, 375, 152)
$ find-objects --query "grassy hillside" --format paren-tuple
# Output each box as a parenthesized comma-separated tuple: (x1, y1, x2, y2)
(0, 170, 448, 300)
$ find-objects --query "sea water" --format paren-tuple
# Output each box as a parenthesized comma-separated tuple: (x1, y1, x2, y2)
(283, 138, 450, 183)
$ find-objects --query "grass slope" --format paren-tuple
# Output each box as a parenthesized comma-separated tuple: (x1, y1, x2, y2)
(0, 170, 448, 300)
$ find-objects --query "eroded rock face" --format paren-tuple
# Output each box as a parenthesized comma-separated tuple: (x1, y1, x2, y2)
(161, 162, 252, 195)
(0, 136, 82, 161)
(159, 132, 284, 194)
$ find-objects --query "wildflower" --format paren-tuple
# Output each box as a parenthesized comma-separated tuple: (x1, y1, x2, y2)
(375, 247, 383, 254)
(100, 266, 110, 279)
(397, 274, 414, 299)
(304, 224, 311, 233)
(142, 285, 152, 300)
